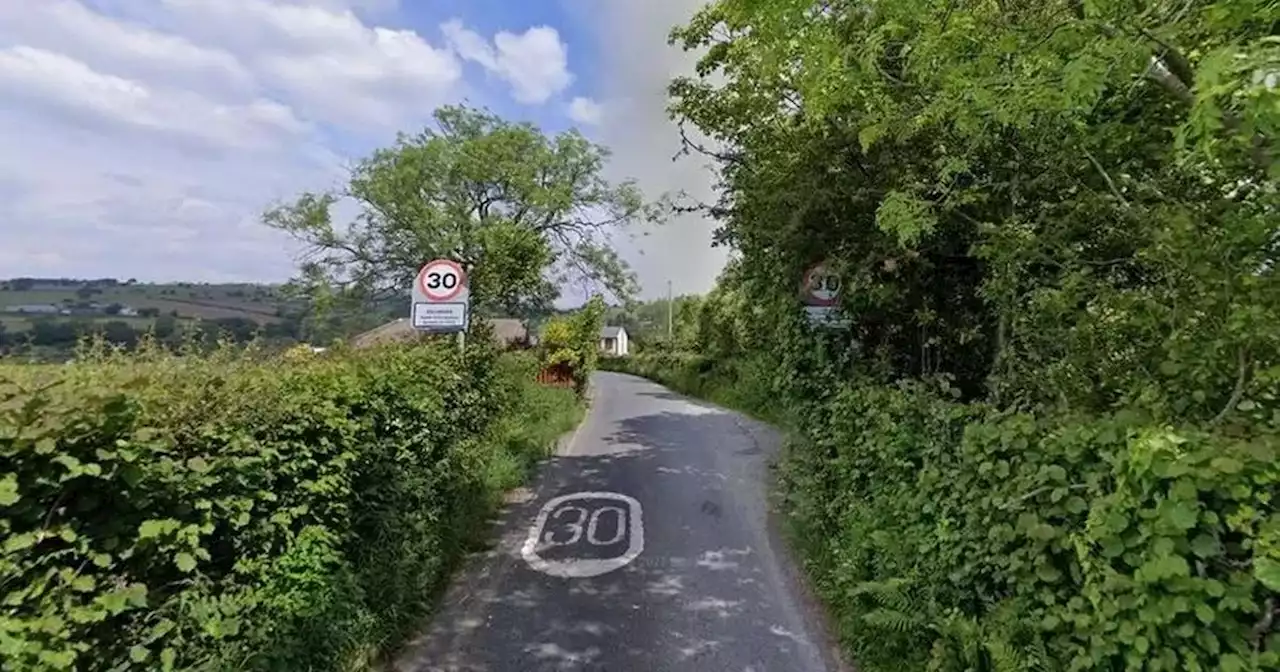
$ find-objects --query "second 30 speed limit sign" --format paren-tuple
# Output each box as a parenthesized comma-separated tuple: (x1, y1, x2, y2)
(410, 259, 470, 333)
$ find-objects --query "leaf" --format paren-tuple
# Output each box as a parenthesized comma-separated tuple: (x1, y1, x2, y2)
(1161, 500, 1199, 531)
(186, 456, 210, 473)
(859, 123, 887, 152)
(0, 473, 19, 506)
(1028, 523, 1057, 541)
(1189, 534, 1221, 558)
(1036, 563, 1062, 583)
(138, 520, 167, 539)
(1195, 603, 1215, 625)
(174, 552, 197, 573)
(1255, 557, 1280, 591)
(1210, 457, 1243, 474)
(1065, 495, 1088, 514)
(875, 191, 937, 248)
(129, 645, 149, 663)
(1146, 554, 1190, 581)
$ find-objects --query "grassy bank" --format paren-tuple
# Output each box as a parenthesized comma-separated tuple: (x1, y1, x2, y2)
(603, 352, 1280, 671)
(0, 340, 580, 671)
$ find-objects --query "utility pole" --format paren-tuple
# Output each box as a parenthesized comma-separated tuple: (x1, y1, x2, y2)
(667, 279, 673, 341)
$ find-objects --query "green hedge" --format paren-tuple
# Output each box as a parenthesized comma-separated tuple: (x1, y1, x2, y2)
(0, 341, 580, 671)
(613, 352, 1280, 671)
(598, 352, 784, 425)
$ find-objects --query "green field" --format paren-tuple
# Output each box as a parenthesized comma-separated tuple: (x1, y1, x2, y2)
(0, 281, 291, 328)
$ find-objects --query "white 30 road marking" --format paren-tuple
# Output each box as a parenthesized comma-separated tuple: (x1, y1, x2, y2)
(521, 491, 644, 578)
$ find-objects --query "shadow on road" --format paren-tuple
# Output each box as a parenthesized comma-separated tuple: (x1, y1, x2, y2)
(392, 377, 827, 672)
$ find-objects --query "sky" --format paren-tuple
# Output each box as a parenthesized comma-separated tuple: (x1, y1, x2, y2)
(0, 0, 729, 300)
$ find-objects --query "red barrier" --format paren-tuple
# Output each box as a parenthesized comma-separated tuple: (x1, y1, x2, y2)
(536, 363, 574, 387)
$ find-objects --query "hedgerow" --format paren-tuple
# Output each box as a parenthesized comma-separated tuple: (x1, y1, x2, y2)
(0, 337, 580, 671)
(639, 0, 1280, 667)
(612, 351, 1280, 670)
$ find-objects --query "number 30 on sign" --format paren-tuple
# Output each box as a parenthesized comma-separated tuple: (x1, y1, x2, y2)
(410, 259, 470, 332)
(417, 259, 466, 301)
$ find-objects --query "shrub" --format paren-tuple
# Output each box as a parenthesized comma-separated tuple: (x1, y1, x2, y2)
(538, 296, 606, 397)
(784, 381, 1280, 671)
(615, 353, 1279, 670)
(0, 339, 580, 671)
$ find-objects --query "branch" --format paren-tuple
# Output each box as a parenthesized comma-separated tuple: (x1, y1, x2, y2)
(1000, 483, 1091, 510)
(1083, 148, 1130, 209)
(1210, 347, 1252, 426)
(1144, 55, 1195, 107)
(675, 125, 743, 165)
(1136, 27, 1196, 89)
(1253, 597, 1276, 651)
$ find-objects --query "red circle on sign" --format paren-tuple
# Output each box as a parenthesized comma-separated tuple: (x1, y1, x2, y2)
(417, 259, 466, 301)
(803, 264, 839, 307)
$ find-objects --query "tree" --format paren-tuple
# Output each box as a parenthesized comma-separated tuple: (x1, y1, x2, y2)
(669, 0, 1278, 415)
(540, 295, 606, 396)
(265, 105, 663, 322)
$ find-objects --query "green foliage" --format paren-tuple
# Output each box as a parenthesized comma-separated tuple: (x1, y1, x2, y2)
(0, 340, 580, 671)
(658, 0, 1280, 666)
(670, 0, 1279, 412)
(776, 381, 1280, 671)
(264, 105, 665, 320)
(540, 295, 607, 396)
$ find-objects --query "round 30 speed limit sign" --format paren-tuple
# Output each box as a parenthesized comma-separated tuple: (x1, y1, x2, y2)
(411, 258, 470, 332)
(802, 263, 841, 307)
(417, 259, 467, 301)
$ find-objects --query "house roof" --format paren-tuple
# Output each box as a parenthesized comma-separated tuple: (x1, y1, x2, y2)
(350, 319, 420, 349)
(350, 317, 531, 349)
(601, 325, 624, 338)
(488, 318, 529, 344)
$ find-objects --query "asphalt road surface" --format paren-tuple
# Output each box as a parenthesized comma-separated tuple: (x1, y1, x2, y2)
(394, 371, 843, 672)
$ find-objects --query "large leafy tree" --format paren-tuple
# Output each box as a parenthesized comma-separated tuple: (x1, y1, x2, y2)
(265, 105, 662, 323)
(670, 0, 1278, 419)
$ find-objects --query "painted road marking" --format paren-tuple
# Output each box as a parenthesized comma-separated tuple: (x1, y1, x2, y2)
(521, 491, 644, 578)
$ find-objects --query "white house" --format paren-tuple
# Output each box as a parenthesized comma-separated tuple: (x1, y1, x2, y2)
(600, 325, 629, 356)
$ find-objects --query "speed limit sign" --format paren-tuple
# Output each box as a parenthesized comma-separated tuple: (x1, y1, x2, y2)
(417, 259, 466, 301)
(410, 259, 470, 332)
(801, 261, 848, 328)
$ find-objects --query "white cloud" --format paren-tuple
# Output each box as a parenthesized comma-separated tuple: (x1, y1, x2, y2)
(0, 0, 533, 284)
(155, 0, 465, 129)
(568, 96, 603, 126)
(0, 46, 306, 149)
(0, 1, 254, 96)
(567, 0, 729, 298)
(443, 20, 572, 105)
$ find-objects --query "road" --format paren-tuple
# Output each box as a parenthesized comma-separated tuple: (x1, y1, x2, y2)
(394, 371, 843, 672)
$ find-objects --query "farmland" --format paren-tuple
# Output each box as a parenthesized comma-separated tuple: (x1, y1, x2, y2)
(0, 278, 290, 332)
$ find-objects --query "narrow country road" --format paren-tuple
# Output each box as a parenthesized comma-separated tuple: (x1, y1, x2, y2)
(394, 372, 842, 672)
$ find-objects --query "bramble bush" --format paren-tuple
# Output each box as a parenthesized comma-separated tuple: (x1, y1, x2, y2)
(649, 0, 1280, 667)
(613, 351, 1280, 670)
(0, 336, 580, 671)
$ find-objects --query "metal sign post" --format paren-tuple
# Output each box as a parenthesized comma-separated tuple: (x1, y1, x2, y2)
(800, 262, 849, 328)
(411, 259, 471, 339)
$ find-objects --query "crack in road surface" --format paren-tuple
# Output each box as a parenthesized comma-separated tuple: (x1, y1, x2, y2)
(394, 372, 842, 672)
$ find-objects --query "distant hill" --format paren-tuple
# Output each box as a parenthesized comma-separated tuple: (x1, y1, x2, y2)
(0, 277, 296, 332)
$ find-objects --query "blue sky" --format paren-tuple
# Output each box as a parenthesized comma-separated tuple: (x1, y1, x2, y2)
(0, 0, 727, 300)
